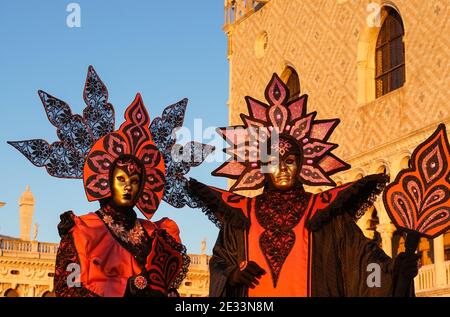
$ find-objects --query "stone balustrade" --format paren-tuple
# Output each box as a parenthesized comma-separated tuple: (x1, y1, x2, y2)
(0, 238, 58, 259)
(415, 261, 450, 296)
(224, 0, 268, 28)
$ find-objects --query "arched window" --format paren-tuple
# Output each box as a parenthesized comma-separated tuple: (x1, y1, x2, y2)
(4, 289, 19, 297)
(392, 230, 405, 258)
(366, 208, 381, 247)
(393, 231, 434, 264)
(376, 165, 390, 179)
(375, 8, 405, 98)
(418, 237, 434, 265)
(281, 66, 300, 102)
(400, 156, 411, 169)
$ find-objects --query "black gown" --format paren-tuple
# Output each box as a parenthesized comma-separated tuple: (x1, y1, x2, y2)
(190, 174, 415, 297)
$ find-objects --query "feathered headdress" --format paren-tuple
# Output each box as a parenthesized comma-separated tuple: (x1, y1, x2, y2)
(8, 66, 214, 218)
(213, 73, 350, 191)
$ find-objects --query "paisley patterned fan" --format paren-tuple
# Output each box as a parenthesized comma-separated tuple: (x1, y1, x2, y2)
(383, 124, 450, 240)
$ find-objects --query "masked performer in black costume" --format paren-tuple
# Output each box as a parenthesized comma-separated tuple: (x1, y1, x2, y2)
(189, 74, 419, 297)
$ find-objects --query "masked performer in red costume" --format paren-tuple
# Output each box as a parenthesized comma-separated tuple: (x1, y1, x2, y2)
(189, 74, 419, 297)
(8, 66, 213, 297)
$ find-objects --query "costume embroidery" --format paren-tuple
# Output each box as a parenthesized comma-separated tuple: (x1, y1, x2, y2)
(8, 66, 113, 178)
(255, 185, 311, 287)
(54, 234, 98, 297)
(97, 208, 145, 247)
(146, 229, 190, 291)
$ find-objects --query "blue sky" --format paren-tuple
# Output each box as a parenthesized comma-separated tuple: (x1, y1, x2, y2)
(0, 1, 229, 254)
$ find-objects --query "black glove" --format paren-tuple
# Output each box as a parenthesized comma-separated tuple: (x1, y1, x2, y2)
(229, 261, 266, 289)
(188, 178, 222, 206)
(189, 178, 250, 228)
(188, 178, 228, 219)
(394, 252, 420, 280)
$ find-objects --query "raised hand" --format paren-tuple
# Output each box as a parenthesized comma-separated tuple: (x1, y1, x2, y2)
(394, 252, 420, 280)
(229, 261, 266, 289)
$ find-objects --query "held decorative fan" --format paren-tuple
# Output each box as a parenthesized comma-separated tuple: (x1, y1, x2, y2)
(383, 124, 450, 254)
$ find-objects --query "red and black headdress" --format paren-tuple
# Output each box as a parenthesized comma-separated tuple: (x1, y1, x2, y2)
(213, 73, 350, 191)
(8, 66, 214, 218)
(83, 94, 165, 219)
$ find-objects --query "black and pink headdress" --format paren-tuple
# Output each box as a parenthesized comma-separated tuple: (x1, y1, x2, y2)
(213, 73, 350, 191)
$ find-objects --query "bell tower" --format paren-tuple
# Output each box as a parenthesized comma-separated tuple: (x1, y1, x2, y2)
(19, 185, 35, 241)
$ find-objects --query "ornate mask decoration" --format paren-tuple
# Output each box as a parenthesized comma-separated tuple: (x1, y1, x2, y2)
(213, 73, 350, 191)
(83, 94, 165, 219)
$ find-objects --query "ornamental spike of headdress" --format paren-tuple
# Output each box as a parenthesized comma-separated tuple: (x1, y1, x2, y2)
(8, 66, 214, 218)
(8, 65, 114, 179)
(212, 73, 350, 191)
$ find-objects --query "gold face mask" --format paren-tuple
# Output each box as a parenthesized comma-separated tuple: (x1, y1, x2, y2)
(268, 154, 299, 191)
(111, 167, 141, 207)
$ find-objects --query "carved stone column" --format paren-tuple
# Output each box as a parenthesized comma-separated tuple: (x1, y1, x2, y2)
(433, 234, 446, 287)
(419, 238, 433, 265)
(29, 285, 36, 297)
(356, 206, 373, 239)
(376, 222, 396, 257)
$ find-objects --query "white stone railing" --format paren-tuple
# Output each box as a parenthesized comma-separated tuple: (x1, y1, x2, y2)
(414, 261, 450, 294)
(188, 254, 210, 266)
(415, 264, 435, 291)
(0, 238, 58, 255)
(0, 239, 31, 252)
(37, 243, 59, 254)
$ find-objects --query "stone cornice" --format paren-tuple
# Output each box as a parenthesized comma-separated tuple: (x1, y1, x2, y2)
(346, 119, 450, 166)
(0, 258, 55, 267)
